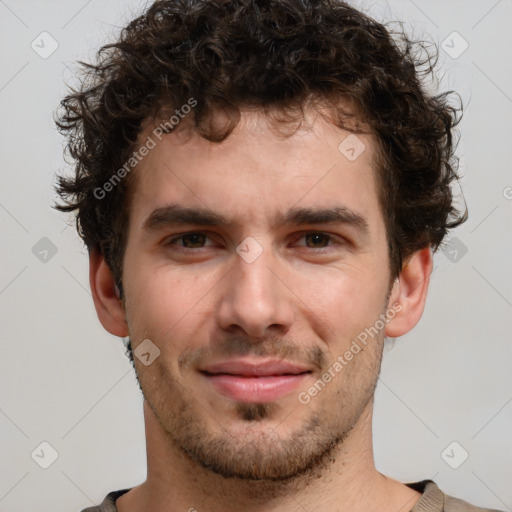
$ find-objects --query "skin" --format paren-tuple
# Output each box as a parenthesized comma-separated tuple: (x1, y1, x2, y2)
(90, 105, 432, 512)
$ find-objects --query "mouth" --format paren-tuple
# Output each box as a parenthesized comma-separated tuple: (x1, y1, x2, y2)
(199, 359, 312, 403)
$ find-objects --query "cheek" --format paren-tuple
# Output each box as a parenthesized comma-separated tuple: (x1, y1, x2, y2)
(124, 266, 211, 348)
(293, 264, 387, 335)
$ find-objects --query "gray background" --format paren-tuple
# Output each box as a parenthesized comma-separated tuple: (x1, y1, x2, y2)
(0, 1, 511, 511)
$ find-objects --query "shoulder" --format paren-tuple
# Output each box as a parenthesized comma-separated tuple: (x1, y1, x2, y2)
(444, 492, 505, 512)
(79, 489, 132, 512)
(407, 480, 505, 512)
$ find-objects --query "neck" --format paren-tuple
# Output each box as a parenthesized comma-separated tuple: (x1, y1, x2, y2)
(116, 399, 422, 512)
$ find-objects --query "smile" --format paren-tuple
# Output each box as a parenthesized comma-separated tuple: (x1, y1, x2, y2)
(199, 359, 312, 402)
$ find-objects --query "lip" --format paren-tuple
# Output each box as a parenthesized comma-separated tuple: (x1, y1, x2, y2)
(199, 359, 312, 403)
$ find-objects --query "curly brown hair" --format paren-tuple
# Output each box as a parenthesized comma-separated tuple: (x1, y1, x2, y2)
(54, 0, 467, 293)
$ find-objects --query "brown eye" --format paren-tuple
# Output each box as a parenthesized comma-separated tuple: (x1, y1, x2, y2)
(303, 232, 332, 248)
(166, 232, 213, 251)
(179, 233, 207, 248)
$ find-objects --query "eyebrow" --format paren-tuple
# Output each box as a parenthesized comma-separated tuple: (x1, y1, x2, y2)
(143, 203, 370, 237)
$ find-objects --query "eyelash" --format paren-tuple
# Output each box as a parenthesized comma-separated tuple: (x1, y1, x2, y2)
(164, 231, 341, 253)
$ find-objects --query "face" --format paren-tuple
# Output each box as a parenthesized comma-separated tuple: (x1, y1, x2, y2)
(120, 107, 394, 481)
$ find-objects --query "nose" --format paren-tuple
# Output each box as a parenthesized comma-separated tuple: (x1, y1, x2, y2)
(215, 242, 295, 339)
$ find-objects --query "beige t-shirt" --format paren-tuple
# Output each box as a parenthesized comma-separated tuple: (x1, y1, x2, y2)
(80, 480, 505, 512)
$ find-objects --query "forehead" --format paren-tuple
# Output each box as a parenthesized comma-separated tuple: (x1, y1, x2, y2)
(127, 107, 382, 233)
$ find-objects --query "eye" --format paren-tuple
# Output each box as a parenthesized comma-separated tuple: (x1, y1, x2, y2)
(165, 231, 340, 252)
(296, 232, 336, 249)
(303, 232, 332, 249)
(165, 231, 214, 250)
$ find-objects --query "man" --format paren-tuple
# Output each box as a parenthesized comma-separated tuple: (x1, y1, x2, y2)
(54, 0, 503, 511)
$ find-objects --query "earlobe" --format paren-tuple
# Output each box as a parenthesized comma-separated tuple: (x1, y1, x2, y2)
(384, 246, 433, 338)
(89, 248, 129, 337)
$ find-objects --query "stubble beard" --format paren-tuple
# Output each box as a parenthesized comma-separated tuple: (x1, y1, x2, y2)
(137, 333, 384, 486)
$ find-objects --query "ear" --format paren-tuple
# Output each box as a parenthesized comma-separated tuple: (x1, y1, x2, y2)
(89, 248, 129, 337)
(385, 246, 433, 337)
